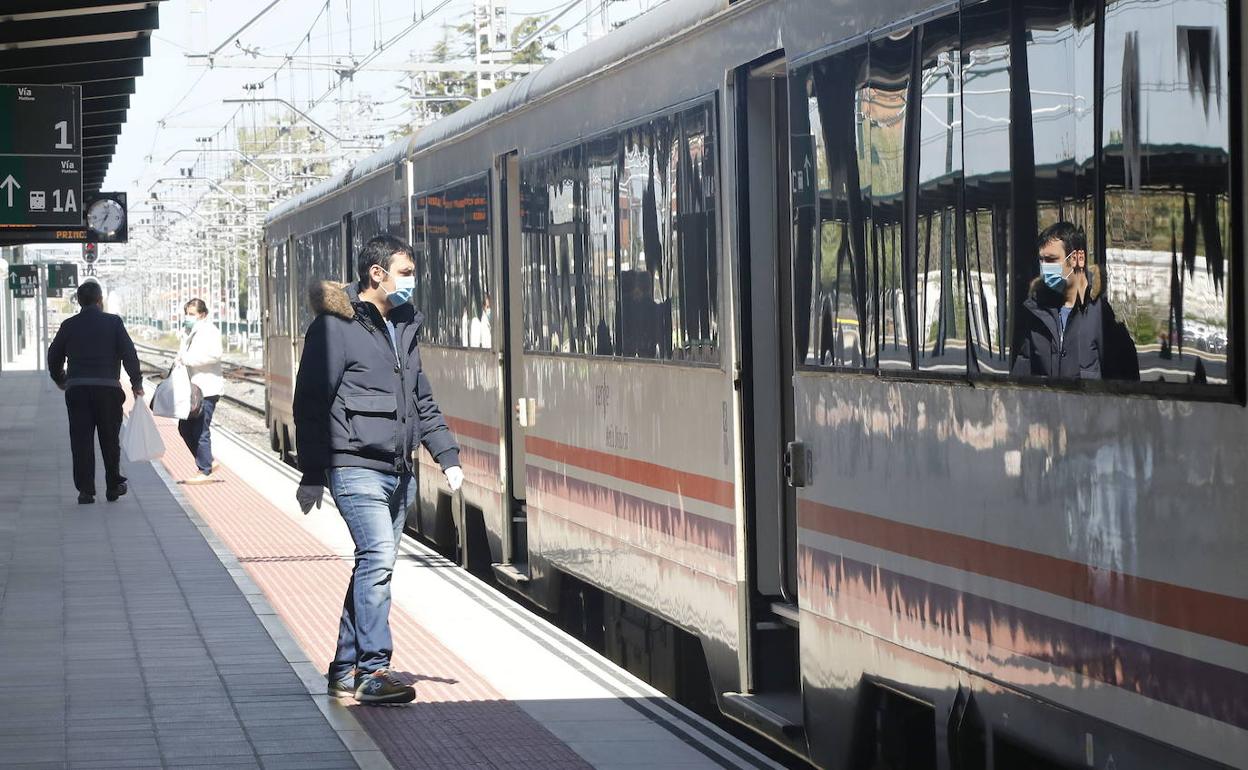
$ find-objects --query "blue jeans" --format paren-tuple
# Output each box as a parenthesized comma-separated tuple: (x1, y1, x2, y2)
(326, 467, 415, 679)
(177, 395, 219, 474)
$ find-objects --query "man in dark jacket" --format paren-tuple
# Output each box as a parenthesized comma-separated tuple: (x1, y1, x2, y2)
(1011, 222, 1137, 380)
(293, 235, 462, 705)
(47, 280, 144, 504)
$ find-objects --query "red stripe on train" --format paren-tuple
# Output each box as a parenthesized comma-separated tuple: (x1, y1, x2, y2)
(798, 499, 1248, 647)
(441, 415, 734, 509)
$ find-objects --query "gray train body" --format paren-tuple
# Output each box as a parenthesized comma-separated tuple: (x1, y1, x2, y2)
(263, 0, 1248, 767)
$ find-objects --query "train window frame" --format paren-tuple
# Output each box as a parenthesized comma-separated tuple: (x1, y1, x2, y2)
(266, 237, 291, 340)
(293, 221, 343, 336)
(412, 172, 494, 351)
(350, 202, 404, 257)
(785, 1, 1244, 403)
(516, 92, 724, 369)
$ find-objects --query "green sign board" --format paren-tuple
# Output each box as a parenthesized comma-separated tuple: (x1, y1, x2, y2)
(7, 264, 38, 298)
(0, 84, 82, 228)
(46, 262, 78, 293)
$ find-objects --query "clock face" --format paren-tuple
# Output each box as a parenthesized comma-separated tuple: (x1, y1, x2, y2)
(87, 198, 125, 236)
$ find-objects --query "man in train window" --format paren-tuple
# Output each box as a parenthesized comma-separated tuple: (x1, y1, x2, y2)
(1010, 222, 1138, 380)
(293, 234, 463, 705)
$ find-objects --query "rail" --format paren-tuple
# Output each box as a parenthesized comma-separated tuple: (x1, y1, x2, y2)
(134, 342, 265, 416)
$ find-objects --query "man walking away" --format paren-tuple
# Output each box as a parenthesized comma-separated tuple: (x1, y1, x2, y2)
(47, 280, 144, 504)
(177, 298, 224, 484)
(293, 235, 464, 705)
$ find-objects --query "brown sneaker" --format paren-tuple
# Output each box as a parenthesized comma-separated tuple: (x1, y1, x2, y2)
(211, 460, 221, 472)
(327, 670, 357, 699)
(183, 473, 214, 485)
(354, 669, 415, 705)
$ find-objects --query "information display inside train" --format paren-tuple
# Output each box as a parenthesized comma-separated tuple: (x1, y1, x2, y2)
(0, 84, 82, 227)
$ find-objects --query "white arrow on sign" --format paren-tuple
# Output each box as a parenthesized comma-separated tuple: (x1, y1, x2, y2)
(0, 175, 20, 207)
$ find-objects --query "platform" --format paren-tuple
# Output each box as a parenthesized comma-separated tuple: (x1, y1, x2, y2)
(0, 370, 784, 770)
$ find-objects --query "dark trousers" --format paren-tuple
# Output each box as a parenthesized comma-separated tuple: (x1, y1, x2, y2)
(65, 386, 126, 496)
(177, 395, 219, 474)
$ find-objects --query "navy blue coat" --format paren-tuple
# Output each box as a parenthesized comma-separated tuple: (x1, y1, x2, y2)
(293, 282, 460, 486)
(1010, 266, 1138, 381)
(48, 305, 143, 390)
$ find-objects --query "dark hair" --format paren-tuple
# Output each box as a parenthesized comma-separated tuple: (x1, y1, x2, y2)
(1037, 221, 1087, 256)
(185, 298, 208, 316)
(76, 280, 102, 307)
(357, 235, 414, 287)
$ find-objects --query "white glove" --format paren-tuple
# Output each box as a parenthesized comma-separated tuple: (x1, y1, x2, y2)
(444, 466, 464, 493)
(296, 485, 323, 514)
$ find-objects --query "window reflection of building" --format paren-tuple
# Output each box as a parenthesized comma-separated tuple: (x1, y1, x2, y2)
(1102, 0, 1231, 382)
(295, 224, 340, 334)
(269, 241, 290, 337)
(413, 177, 492, 349)
(788, 0, 1234, 388)
(519, 100, 719, 363)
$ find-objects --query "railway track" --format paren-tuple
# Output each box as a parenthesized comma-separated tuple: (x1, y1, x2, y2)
(134, 341, 265, 416)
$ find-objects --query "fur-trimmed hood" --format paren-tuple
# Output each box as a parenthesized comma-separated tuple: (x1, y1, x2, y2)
(309, 281, 356, 321)
(1027, 264, 1104, 305)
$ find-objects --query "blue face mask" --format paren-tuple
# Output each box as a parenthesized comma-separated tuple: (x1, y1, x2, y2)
(382, 269, 415, 307)
(184, 316, 198, 332)
(1040, 261, 1070, 292)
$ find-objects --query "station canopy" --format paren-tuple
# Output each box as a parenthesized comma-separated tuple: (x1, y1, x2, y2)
(0, 0, 164, 195)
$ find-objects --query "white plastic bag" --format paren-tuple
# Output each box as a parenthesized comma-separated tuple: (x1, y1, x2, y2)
(170, 363, 193, 420)
(122, 399, 165, 462)
(150, 377, 178, 418)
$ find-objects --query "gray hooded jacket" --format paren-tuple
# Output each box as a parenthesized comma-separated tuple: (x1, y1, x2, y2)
(293, 281, 460, 486)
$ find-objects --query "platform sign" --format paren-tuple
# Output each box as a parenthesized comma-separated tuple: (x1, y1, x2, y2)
(7, 264, 38, 298)
(0, 84, 82, 227)
(46, 262, 78, 293)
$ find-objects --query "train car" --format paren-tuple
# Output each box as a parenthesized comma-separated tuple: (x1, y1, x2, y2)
(263, 0, 1247, 767)
(263, 138, 412, 460)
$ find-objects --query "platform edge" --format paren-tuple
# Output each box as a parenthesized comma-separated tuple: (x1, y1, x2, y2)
(148, 458, 397, 770)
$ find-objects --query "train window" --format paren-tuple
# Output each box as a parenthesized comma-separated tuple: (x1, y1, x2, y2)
(674, 103, 719, 362)
(789, 0, 1237, 394)
(522, 99, 720, 362)
(618, 107, 721, 362)
(553, 147, 587, 354)
(915, 15, 969, 373)
(619, 119, 673, 359)
(1100, 0, 1233, 385)
(869, 30, 913, 372)
(414, 176, 492, 348)
(269, 240, 290, 337)
(868, 30, 918, 374)
(521, 147, 584, 353)
(792, 46, 875, 368)
(294, 224, 341, 334)
(588, 136, 619, 355)
(962, 0, 1013, 375)
(352, 204, 403, 256)
(1007, 0, 1108, 380)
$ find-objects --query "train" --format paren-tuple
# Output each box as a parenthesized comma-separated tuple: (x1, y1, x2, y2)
(262, 0, 1247, 767)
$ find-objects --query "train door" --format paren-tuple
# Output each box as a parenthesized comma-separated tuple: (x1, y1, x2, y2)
(494, 150, 531, 576)
(724, 53, 808, 753)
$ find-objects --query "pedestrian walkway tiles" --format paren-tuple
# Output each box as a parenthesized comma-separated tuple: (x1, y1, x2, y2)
(0, 373, 358, 770)
(149, 401, 781, 770)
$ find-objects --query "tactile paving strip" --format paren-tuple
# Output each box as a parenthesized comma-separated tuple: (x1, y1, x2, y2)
(154, 418, 591, 770)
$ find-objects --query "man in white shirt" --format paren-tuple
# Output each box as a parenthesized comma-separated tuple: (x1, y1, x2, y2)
(177, 298, 224, 484)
